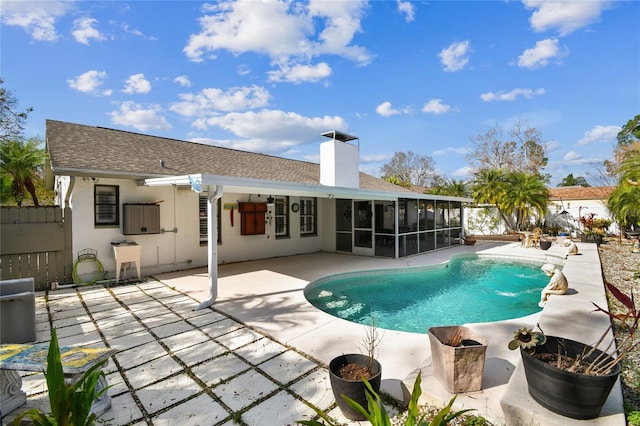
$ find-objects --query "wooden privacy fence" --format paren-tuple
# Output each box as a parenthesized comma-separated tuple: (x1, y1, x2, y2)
(1, 206, 72, 291)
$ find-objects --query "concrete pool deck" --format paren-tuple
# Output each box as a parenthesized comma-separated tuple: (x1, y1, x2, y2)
(1, 240, 625, 425)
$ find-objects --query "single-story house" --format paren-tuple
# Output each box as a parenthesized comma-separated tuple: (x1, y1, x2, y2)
(46, 120, 471, 306)
(547, 186, 617, 234)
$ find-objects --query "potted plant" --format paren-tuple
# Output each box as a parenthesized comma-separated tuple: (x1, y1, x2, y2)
(428, 325, 487, 393)
(508, 282, 638, 420)
(328, 318, 382, 421)
(463, 232, 476, 246)
(299, 372, 477, 426)
(12, 329, 111, 426)
(578, 213, 612, 245)
(539, 238, 552, 250)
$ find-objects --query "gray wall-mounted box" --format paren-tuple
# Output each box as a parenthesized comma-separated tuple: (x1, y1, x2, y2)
(123, 204, 160, 235)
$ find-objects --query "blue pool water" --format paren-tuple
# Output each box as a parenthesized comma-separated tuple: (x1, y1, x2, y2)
(305, 255, 548, 333)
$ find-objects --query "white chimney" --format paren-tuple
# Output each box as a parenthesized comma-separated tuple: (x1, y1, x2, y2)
(320, 130, 359, 188)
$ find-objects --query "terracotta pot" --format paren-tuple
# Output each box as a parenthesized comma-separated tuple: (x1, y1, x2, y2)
(520, 335, 621, 419)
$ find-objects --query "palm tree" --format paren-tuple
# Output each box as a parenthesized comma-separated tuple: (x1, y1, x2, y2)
(427, 178, 469, 197)
(502, 171, 549, 230)
(0, 137, 46, 206)
(471, 169, 511, 227)
(471, 169, 548, 231)
(608, 149, 640, 231)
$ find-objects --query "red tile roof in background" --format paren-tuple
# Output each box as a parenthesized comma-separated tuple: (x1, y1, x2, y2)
(548, 186, 615, 201)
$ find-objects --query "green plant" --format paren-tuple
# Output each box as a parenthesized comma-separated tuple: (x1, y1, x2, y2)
(463, 416, 490, 426)
(298, 372, 474, 426)
(12, 329, 109, 426)
(578, 213, 612, 237)
(627, 410, 640, 426)
(508, 282, 638, 375)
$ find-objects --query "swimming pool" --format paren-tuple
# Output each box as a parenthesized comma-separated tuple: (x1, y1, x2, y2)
(304, 254, 549, 333)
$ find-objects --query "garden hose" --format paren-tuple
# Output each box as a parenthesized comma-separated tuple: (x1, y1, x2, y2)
(72, 249, 105, 286)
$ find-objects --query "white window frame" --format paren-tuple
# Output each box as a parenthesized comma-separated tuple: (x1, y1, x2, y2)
(299, 197, 317, 236)
(275, 196, 289, 238)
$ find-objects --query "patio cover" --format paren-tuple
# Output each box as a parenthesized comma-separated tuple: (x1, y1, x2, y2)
(144, 173, 472, 309)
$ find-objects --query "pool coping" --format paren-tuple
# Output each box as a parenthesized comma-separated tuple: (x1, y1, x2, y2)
(155, 240, 624, 425)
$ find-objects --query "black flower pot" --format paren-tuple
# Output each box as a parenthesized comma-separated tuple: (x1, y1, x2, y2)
(580, 234, 603, 245)
(539, 240, 552, 250)
(329, 354, 382, 421)
(520, 336, 621, 419)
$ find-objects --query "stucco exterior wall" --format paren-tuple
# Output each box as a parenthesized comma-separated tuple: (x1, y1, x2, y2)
(218, 194, 323, 264)
(64, 178, 326, 281)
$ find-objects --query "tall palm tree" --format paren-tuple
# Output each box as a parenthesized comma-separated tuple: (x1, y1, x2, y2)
(502, 171, 549, 230)
(0, 137, 46, 206)
(471, 168, 512, 227)
(471, 169, 548, 231)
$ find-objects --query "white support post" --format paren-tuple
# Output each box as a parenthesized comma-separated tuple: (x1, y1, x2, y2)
(195, 184, 223, 310)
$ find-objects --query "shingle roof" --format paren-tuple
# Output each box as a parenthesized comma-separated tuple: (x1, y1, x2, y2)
(548, 186, 615, 201)
(46, 119, 413, 194)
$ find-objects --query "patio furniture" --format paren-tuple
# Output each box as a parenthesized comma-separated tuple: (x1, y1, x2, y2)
(0, 278, 36, 344)
(0, 343, 114, 415)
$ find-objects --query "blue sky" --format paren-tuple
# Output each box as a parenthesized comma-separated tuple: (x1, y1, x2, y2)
(2, 0, 638, 186)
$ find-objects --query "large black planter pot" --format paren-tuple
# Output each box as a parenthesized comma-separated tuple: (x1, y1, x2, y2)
(329, 354, 382, 421)
(520, 336, 621, 420)
(539, 239, 552, 250)
(580, 234, 603, 245)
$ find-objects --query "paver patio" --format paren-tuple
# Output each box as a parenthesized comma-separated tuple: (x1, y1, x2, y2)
(0, 241, 625, 425)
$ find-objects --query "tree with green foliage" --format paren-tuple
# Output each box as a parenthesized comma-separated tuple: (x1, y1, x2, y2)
(380, 151, 437, 187)
(382, 174, 412, 189)
(471, 169, 548, 231)
(605, 114, 640, 176)
(426, 178, 469, 197)
(502, 171, 549, 230)
(0, 137, 47, 206)
(608, 149, 640, 231)
(558, 173, 590, 187)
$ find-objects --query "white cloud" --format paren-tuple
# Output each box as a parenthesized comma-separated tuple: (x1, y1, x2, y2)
(422, 99, 452, 115)
(523, 0, 610, 36)
(108, 101, 171, 132)
(67, 70, 109, 94)
(267, 62, 332, 84)
(432, 147, 469, 156)
(238, 64, 252, 76)
(480, 88, 546, 102)
(72, 17, 105, 45)
(564, 151, 582, 162)
(577, 125, 621, 146)
(189, 109, 347, 153)
(376, 101, 413, 117)
(438, 40, 470, 72)
(360, 153, 390, 163)
(0, 0, 71, 41)
(518, 38, 567, 69)
(121, 23, 157, 41)
(174, 75, 191, 87)
(183, 0, 371, 82)
(397, 1, 415, 22)
(123, 74, 151, 94)
(376, 102, 400, 117)
(170, 85, 271, 117)
(451, 165, 474, 179)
